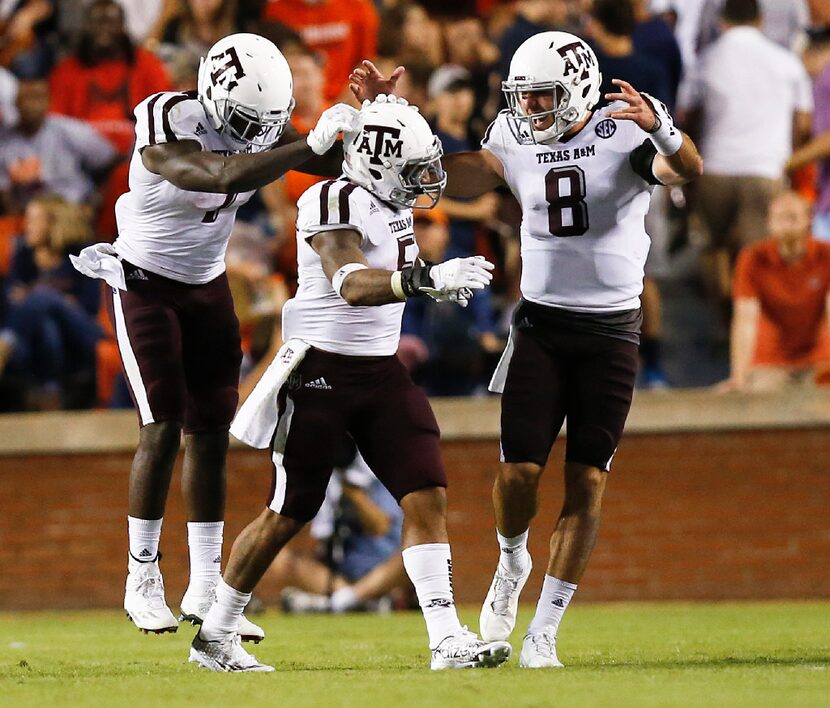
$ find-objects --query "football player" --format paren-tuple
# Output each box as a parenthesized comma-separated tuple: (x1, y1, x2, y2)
(189, 97, 510, 672)
(350, 31, 703, 667)
(72, 33, 376, 639)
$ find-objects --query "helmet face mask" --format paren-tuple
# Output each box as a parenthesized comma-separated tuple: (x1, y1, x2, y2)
(390, 138, 446, 209)
(502, 31, 602, 145)
(218, 97, 295, 150)
(502, 81, 578, 145)
(198, 34, 295, 152)
(343, 102, 446, 210)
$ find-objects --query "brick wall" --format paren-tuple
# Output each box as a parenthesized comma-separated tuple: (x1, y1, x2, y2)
(2, 429, 829, 610)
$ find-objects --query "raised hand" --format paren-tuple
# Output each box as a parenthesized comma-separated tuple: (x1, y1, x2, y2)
(604, 79, 658, 132)
(349, 60, 405, 103)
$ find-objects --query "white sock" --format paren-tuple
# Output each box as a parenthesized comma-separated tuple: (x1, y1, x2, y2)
(330, 586, 358, 613)
(128, 516, 162, 562)
(497, 528, 530, 576)
(187, 521, 223, 594)
(528, 575, 577, 636)
(402, 543, 463, 648)
(201, 577, 249, 640)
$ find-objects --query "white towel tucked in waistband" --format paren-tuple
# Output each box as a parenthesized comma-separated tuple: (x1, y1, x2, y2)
(69, 242, 127, 291)
(230, 339, 310, 449)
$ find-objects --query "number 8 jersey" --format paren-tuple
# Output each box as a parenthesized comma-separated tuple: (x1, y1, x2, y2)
(114, 91, 256, 285)
(482, 102, 661, 313)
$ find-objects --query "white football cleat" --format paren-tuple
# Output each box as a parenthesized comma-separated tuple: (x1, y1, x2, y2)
(124, 556, 178, 634)
(189, 631, 274, 672)
(430, 628, 512, 670)
(179, 583, 266, 643)
(519, 627, 564, 668)
(479, 557, 532, 641)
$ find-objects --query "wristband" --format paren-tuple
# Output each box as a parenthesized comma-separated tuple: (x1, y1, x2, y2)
(399, 261, 432, 298)
(390, 270, 406, 300)
(641, 92, 683, 156)
(332, 263, 368, 297)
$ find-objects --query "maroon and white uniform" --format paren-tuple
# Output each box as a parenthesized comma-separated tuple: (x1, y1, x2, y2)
(266, 178, 446, 522)
(108, 91, 250, 431)
(484, 106, 662, 470)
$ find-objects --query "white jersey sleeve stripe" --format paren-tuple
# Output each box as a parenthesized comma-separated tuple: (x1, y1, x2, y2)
(318, 180, 336, 224)
(145, 93, 164, 146)
(318, 180, 360, 226)
(159, 94, 190, 142)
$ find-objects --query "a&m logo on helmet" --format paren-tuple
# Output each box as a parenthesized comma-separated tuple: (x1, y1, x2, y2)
(354, 124, 404, 177)
(209, 46, 246, 91)
(553, 40, 596, 82)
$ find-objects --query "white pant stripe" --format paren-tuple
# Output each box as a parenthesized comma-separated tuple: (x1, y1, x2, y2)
(112, 288, 154, 425)
(268, 394, 295, 514)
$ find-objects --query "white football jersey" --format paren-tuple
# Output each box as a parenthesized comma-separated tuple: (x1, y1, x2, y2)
(282, 178, 419, 356)
(114, 91, 256, 285)
(483, 104, 660, 312)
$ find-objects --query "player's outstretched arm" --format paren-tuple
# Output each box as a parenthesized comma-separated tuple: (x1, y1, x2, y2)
(442, 150, 506, 198)
(311, 229, 494, 307)
(605, 79, 703, 186)
(141, 104, 359, 193)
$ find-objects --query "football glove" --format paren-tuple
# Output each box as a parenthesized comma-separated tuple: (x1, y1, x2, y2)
(307, 103, 360, 155)
(399, 256, 494, 307)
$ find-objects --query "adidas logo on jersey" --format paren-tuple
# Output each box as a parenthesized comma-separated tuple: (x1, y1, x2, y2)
(195, 122, 208, 136)
(368, 201, 380, 215)
(304, 377, 332, 390)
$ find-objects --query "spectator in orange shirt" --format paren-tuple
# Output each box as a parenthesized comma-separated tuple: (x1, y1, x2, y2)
(719, 191, 830, 392)
(48, 0, 171, 239)
(49, 0, 171, 155)
(261, 0, 378, 102)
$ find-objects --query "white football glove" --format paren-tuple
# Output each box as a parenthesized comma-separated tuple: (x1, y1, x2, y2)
(361, 94, 414, 110)
(307, 103, 360, 155)
(419, 256, 494, 306)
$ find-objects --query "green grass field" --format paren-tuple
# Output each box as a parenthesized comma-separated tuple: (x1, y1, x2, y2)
(1, 602, 829, 707)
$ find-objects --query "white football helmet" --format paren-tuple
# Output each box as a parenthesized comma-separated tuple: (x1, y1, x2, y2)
(198, 33, 295, 152)
(342, 99, 446, 209)
(502, 31, 602, 145)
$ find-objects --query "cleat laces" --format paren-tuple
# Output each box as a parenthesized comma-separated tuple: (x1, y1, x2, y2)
(490, 573, 520, 615)
(531, 630, 557, 659)
(225, 634, 264, 669)
(135, 567, 168, 610)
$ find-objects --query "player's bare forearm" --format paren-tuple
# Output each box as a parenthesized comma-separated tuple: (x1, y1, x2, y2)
(294, 143, 344, 177)
(143, 138, 323, 193)
(279, 123, 344, 177)
(311, 229, 402, 306)
(443, 151, 505, 198)
(653, 133, 704, 185)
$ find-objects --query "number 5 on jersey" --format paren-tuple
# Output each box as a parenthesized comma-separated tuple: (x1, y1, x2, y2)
(545, 166, 588, 238)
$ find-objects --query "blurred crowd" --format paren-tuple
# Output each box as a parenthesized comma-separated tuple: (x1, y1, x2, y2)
(1, 0, 830, 412)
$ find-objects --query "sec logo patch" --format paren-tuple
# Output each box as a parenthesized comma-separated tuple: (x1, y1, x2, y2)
(595, 119, 616, 139)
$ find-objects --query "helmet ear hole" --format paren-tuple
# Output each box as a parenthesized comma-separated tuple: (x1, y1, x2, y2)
(582, 84, 591, 98)
(369, 168, 382, 180)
